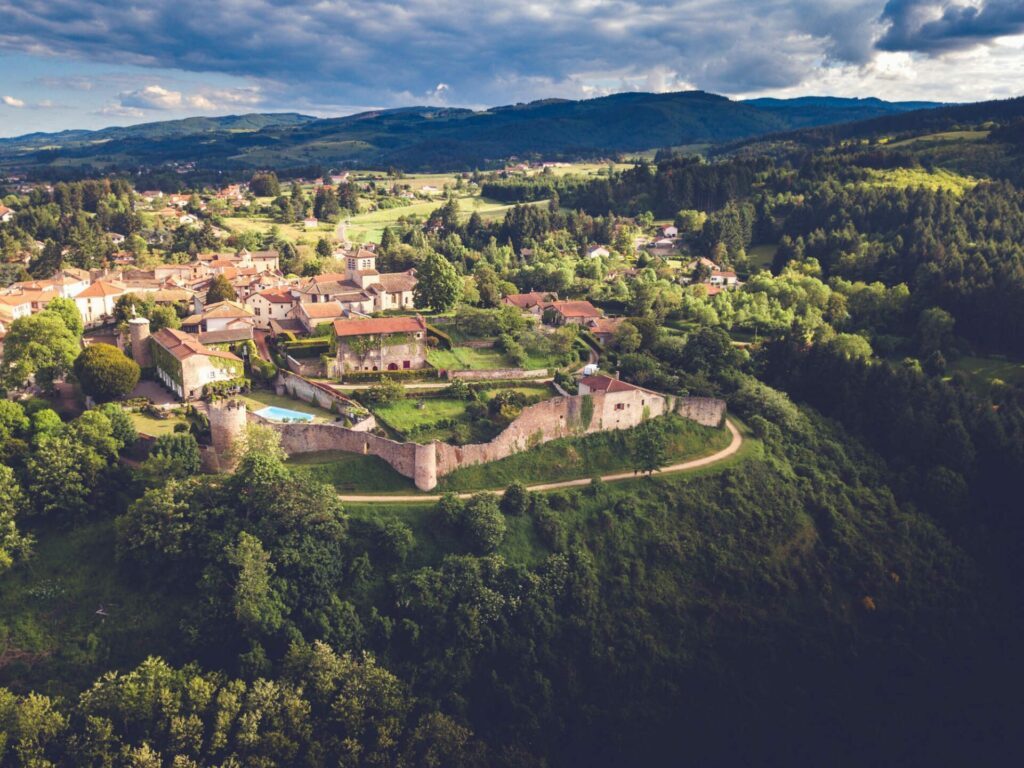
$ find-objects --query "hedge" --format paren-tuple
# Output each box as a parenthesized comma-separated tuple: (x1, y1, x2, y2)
(426, 324, 453, 350)
(341, 368, 438, 383)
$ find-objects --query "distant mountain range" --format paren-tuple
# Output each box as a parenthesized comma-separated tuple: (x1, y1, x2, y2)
(0, 91, 942, 173)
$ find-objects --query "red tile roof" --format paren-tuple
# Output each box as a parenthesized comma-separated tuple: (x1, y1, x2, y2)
(75, 280, 126, 298)
(333, 315, 426, 338)
(150, 328, 242, 362)
(580, 374, 638, 393)
(550, 300, 601, 318)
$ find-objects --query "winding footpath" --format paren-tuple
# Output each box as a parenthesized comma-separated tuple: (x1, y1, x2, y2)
(337, 417, 744, 503)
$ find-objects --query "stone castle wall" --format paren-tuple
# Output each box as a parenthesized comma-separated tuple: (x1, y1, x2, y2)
(221, 388, 726, 491)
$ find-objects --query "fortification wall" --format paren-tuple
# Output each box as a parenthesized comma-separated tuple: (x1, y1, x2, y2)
(240, 384, 728, 491)
(260, 418, 421, 479)
(275, 370, 359, 415)
(673, 396, 726, 427)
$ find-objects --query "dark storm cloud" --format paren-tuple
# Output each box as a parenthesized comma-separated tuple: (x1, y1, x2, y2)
(0, 0, 893, 104)
(877, 0, 1024, 54)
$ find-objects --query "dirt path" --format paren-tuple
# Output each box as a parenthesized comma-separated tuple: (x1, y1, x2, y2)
(338, 418, 743, 503)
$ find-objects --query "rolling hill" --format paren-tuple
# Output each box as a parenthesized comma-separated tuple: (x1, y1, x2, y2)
(0, 91, 940, 173)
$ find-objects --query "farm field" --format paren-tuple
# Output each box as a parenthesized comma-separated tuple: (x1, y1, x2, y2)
(343, 195, 547, 243)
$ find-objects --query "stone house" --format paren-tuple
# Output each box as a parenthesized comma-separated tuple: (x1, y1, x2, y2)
(246, 287, 295, 329)
(147, 327, 244, 400)
(334, 315, 428, 373)
(73, 279, 129, 327)
(544, 300, 602, 326)
(293, 251, 416, 313)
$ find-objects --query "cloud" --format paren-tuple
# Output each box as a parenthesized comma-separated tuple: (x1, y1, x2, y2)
(116, 83, 264, 112)
(877, 0, 1024, 54)
(2, 95, 26, 108)
(0, 0, 1021, 115)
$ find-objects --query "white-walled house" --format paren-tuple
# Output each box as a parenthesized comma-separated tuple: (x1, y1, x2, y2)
(73, 280, 128, 327)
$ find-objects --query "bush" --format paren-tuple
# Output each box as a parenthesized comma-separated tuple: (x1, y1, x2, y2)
(500, 483, 530, 516)
(342, 368, 435, 383)
(426, 324, 453, 350)
(533, 508, 567, 551)
(362, 378, 405, 405)
(371, 517, 415, 563)
(73, 344, 140, 402)
(461, 494, 506, 553)
(151, 432, 201, 475)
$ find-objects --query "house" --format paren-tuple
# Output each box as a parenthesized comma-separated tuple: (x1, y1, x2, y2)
(503, 291, 557, 316)
(293, 250, 417, 314)
(73, 280, 128, 328)
(710, 269, 739, 287)
(246, 287, 295, 329)
(303, 217, 319, 229)
(0, 294, 33, 322)
(182, 300, 255, 334)
(147, 327, 244, 400)
(179, 214, 198, 226)
(248, 249, 281, 272)
(290, 300, 345, 333)
(544, 300, 602, 326)
(0, 205, 13, 223)
(577, 374, 664, 429)
(660, 225, 679, 238)
(586, 245, 611, 259)
(334, 315, 428, 373)
(586, 317, 625, 346)
(107, 232, 126, 245)
(647, 237, 676, 251)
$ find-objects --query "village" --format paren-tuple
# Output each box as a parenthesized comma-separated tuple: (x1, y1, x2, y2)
(0, 173, 738, 494)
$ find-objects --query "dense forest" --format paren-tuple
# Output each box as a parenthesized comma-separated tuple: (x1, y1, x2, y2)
(3, 102, 1024, 765)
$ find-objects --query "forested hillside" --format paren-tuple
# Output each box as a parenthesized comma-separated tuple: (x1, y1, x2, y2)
(2, 100, 1024, 766)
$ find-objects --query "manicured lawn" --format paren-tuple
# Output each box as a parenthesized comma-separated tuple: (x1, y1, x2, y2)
(372, 397, 469, 436)
(437, 415, 731, 491)
(129, 411, 189, 437)
(287, 452, 415, 493)
(0, 519, 185, 696)
(427, 346, 554, 372)
(237, 390, 336, 422)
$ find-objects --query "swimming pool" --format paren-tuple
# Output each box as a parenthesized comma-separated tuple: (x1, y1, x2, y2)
(255, 405, 315, 423)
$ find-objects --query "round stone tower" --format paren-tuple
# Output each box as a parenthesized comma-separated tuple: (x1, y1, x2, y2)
(208, 399, 248, 472)
(413, 442, 438, 491)
(128, 317, 152, 368)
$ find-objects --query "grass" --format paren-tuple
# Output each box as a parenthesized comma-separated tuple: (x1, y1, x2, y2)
(427, 346, 552, 372)
(946, 354, 1024, 396)
(129, 411, 189, 437)
(288, 452, 415, 493)
(237, 390, 336, 422)
(747, 244, 777, 272)
(371, 397, 470, 441)
(886, 130, 990, 149)
(222, 215, 333, 245)
(437, 415, 732, 492)
(0, 519, 185, 696)
(859, 167, 979, 195)
(343, 196, 548, 243)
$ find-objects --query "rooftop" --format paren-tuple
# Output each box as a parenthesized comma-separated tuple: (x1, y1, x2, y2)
(333, 314, 426, 338)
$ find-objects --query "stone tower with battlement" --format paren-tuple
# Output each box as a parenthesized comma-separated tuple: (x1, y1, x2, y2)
(208, 399, 248, 472)
(128, 317, 152, 368)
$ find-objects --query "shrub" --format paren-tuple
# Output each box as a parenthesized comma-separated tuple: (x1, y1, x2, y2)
(500, 483, 530, 516)
(461, 494, 506, 553)
(362, 378, 405, 405)
(73, 344, 140, 402)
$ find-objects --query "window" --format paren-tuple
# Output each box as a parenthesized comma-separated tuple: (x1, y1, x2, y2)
(403, 360, 410, 369)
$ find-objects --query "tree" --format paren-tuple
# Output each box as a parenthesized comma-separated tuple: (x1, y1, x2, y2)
(0, 465, 32, 571)
(46, 296, 84, 337)
(206, 274, 238, 304)
(226, 531, 286, 634)
(500, 483, 530, 517)
(917, 306, 955, 357)
(74, 344, 140, 402)
(26, 435, 93, 518)
(116, 480, 191, 564)
(461, 494, 506, 553)
(150, 432, 201, 475)
(250, 171, 280, 197)
(98, 402, 138, 446)
(414, 252, 462, 312)
(632, 420, 668, 475)
(2, 309, 82, 390)
(315, 237, 333, 259)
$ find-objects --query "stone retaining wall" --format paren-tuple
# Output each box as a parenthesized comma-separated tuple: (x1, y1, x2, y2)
(447, 367, 549, 381)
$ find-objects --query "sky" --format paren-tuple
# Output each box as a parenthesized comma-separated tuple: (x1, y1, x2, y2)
(0, 0, 1022, 137)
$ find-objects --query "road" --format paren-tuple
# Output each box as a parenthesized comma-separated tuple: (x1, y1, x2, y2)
(337, 417, 743, 503)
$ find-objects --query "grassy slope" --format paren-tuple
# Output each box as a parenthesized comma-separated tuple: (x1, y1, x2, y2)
(437, 415, 732, 491)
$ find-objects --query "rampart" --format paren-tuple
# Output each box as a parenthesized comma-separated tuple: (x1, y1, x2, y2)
(239, 383, 726, 491)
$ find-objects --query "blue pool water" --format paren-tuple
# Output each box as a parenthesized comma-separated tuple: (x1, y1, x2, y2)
(255, 405, 315, 423)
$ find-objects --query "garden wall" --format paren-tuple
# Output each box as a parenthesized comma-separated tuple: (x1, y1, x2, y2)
(447, 367, 549, 381)
(275, 370, 361, 415)
(672, 396, 727, 428)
